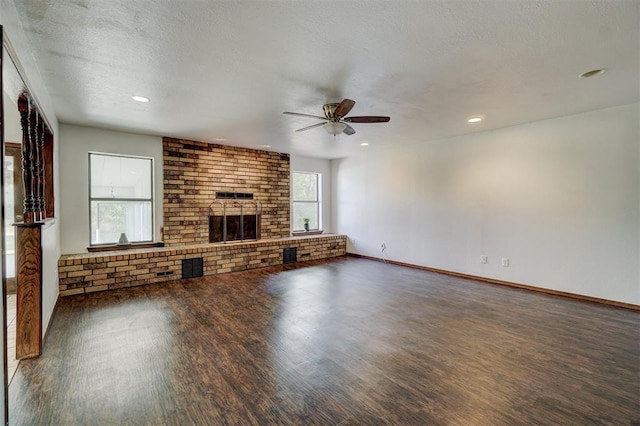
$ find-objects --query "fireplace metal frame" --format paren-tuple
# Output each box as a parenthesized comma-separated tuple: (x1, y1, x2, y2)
(208, 200, 261, 243)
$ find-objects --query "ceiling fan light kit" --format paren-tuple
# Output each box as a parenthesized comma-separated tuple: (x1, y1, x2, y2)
(283, 98, 390, 137)
(324, 121, 347, 135)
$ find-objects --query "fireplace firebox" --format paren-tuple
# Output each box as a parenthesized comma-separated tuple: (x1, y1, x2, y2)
(208, 200, 261, 243)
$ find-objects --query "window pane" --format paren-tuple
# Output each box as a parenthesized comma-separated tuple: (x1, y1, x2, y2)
(292, 173, 317, 202)
(292, 202, 318, 231)
(90, 200, 152, 245)
(90, 154, 152, 199)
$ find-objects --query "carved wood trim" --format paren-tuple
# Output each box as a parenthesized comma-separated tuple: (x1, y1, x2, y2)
(35, 115, 45, 221)
(44, 130, 54, 217)
(18, 94, 51, 222)
(18, 94, 35, 223)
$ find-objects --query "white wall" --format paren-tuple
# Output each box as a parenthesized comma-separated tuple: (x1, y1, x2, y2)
(332, 103, 639, 306)
(290, 155, 332, 233)
(59, 124, 163, 254)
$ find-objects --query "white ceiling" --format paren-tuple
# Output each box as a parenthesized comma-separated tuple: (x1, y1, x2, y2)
(13, 0, 640, 159)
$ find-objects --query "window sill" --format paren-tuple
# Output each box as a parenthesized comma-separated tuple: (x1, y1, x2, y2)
(291, 230, 324, 236)
(87, 241, 165, 253)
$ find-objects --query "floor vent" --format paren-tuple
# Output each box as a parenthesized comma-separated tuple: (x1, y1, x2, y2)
(182, 258, 204, 279)
(283, 247, 297, 264)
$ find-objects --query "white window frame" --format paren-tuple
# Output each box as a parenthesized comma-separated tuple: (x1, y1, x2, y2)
(291, 171, 321, 232)
(88, 152, 154, 246)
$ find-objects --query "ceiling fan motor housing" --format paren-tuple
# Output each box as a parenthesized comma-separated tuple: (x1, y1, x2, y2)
(323, 103, 341, 120)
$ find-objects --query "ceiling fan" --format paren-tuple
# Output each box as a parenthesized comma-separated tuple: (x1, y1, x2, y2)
(283, 98, 390, 136)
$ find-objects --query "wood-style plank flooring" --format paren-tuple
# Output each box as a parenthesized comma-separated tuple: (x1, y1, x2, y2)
(10, 256, 640, 425)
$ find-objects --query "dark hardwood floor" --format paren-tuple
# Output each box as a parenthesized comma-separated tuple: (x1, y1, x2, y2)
(10, 256, 640, 425)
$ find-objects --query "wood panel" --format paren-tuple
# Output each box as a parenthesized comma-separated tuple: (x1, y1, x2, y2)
(9, 257, 640, 425)
(15, 224, 42, 359)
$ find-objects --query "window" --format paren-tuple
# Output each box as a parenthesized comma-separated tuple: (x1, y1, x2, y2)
(292, 172, 320, 231)
(89, 153, 153, 245)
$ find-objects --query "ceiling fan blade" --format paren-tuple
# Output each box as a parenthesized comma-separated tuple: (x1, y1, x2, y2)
(295, 122, 326, 132)
(343, 124, 356, 136)
(283, 111, 327, 121)
(333, 99, 356, 118)
(344, 116, 390, 123)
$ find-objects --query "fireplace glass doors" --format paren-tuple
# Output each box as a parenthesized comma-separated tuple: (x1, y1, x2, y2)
(208, 200, 261, 243)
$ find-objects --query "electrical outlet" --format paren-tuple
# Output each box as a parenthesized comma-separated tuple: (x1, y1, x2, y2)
(381, 242, 386, 252)
(502, 258, 510, 267)
(480, 255, 488, 264)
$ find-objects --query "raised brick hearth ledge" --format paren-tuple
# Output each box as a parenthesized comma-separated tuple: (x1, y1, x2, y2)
(58, 234, 347, 296)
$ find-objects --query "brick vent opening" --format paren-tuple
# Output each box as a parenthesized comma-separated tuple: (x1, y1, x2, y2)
(283, 248, 297, 264)
(182, 258, 204, 279)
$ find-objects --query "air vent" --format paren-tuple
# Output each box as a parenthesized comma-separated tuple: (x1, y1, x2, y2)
(216, 192, 253, 200)
(182, 258, 204, 279)
(283, 247, 297, 264)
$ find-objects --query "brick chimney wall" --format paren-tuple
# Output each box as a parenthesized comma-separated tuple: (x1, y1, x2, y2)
(163, 137, 290, 245)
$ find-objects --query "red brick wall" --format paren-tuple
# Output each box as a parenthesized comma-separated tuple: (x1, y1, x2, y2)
(163, 137, 290, 245)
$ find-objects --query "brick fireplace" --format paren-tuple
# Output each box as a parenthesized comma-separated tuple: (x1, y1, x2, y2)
(163, 137, 290, 245)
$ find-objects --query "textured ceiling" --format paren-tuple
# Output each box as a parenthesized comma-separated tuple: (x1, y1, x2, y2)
(13, 0, 640, 159)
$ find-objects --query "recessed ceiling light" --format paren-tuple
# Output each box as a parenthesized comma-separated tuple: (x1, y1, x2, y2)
(468, 116, 483, 123)
(210, 137, 229, 142)
(360, 142, 369, 146)
(579, 69, 607, 78)
(258, 144, 271, 148)
(131, 95, 150, 103)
